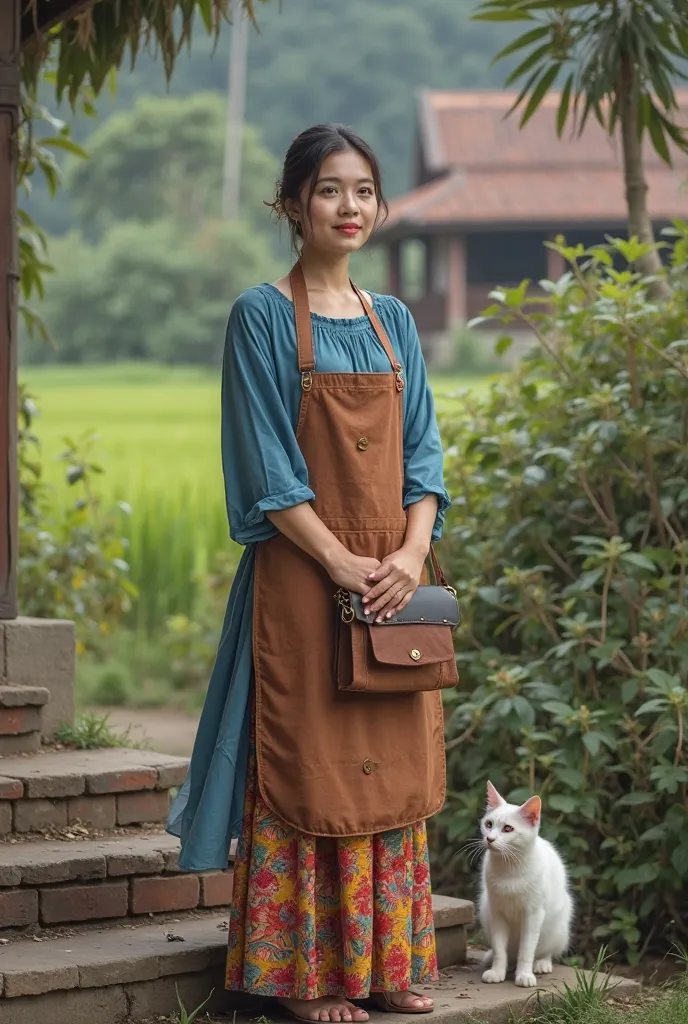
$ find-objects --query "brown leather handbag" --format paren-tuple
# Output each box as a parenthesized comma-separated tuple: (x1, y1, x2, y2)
(333, 549, 460, 693)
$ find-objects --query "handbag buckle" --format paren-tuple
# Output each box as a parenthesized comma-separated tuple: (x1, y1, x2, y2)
(334, 588, 355, 623)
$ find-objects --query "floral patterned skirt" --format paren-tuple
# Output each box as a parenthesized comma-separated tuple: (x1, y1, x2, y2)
(225, 711, 438, 999)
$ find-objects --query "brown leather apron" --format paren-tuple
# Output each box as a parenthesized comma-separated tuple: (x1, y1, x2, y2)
(252, 264, 446, 837)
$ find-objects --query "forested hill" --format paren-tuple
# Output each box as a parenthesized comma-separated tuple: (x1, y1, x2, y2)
(64, 0, 516, 198)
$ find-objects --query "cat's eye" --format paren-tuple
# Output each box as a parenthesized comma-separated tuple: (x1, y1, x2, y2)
(485, 820, 493, 829)
(503, 825, 514, 833)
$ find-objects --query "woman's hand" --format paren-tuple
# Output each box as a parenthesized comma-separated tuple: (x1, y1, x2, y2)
(362, 545, 426, 621)
(326, 551, 382, 595)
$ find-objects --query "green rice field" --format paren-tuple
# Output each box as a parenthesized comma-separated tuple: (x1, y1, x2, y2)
(20, 363, 488, 634)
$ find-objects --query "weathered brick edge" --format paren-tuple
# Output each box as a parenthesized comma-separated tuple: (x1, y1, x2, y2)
(0, 868, 233, 930)
(0, 762, 189, 835)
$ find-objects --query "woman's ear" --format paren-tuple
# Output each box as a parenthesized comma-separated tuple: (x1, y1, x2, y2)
(284, 198, 301, 226)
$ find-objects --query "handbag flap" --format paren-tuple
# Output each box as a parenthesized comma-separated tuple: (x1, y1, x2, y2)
(349, 586, 460, 629)
(367, 622, 456, 668)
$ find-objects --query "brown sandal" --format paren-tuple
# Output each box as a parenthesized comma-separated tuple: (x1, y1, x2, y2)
(369, 992, 434, 1015)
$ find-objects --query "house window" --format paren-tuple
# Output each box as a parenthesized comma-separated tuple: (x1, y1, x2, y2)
(467, 231, 548, 284)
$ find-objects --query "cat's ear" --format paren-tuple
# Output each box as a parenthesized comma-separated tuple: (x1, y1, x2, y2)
(486, 781, 505, 809)
(519, 795, 542, 827)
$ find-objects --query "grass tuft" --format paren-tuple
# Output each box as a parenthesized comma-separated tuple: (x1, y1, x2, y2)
(55, 712, 136, 750)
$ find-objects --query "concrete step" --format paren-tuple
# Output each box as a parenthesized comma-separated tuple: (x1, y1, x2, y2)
(0, 747, 188, 836)
(0, 911, 637, 1024)
(0, 832, 233, 933)
(0, 688, 50, 757)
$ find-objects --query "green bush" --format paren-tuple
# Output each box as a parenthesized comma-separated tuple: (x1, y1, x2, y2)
(17, 386, 137, 653)
(435, 232, 688, 963)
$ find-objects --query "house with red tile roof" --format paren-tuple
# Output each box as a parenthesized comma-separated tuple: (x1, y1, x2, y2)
(374, 89, 688, 354)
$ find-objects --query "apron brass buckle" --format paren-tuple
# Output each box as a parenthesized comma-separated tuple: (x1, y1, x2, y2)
(394, 364, 404, 392)
(301, 370, 313, 392)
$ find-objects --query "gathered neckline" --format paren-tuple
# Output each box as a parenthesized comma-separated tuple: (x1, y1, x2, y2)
(261, 282, 380, 327)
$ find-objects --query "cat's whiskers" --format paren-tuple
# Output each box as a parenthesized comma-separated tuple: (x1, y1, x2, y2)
(458, 837, 486, 868)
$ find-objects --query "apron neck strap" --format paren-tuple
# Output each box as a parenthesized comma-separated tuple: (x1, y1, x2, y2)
(289, 262, 405, 391)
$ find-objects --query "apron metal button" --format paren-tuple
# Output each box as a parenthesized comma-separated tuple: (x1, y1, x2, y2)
(356, 437, 369, 451)
(410, 649, 422, 661)
(362, 758, 373, 774)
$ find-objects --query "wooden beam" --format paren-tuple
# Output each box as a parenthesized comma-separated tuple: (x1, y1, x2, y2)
(0, 0, 20, 620)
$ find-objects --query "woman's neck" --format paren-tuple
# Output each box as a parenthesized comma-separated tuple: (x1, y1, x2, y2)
(298, 248, 352, 296)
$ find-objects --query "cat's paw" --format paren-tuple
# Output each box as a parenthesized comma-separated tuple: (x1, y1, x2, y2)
(534, 957, 552, 975)
(515, 971, 537, 988)
(481, 967, 506, 984)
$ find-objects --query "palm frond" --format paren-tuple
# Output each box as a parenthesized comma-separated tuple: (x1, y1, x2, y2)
(21, 0, 263, 101)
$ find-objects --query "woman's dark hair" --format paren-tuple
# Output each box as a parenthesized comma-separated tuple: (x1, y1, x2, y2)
(267, 123, 388, 252)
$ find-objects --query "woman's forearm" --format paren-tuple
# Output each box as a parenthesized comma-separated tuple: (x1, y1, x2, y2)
(266, 503, 346, 574)
(403, 494, 438, 557)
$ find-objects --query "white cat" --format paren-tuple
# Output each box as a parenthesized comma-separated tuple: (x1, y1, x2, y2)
(478, 781, 573, 988)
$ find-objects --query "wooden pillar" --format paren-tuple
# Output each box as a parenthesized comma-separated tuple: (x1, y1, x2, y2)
(447, 234, 467, 325)
(0, 0, 20, 620)
(387, 240, 402, 299)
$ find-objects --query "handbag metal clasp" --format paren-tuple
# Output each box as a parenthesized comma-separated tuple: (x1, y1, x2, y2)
(334, 588, 355, 623)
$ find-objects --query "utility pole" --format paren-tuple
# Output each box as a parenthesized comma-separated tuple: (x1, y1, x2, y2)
(222, 2, 249, 220)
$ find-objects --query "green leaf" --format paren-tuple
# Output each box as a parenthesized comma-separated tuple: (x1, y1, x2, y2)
(557, 74, 574, 137)
(620, 552, 655, 572)
(41, 137, 89, 158)
(646, 668, 681, 690)
(493, 24, 551, 61)
(473, 10, 535, 22)
(646, 102, 672, 165)
(582, 732, 602, 756)
(543, 701, 574, 718)
(616, 862, 660, 893)
(671, 844, 688, 877)
(520, 63, 561, 128)
(495, 335, 513, 356)
(617, 792, 655, 806)
(549, 793, 577, 813)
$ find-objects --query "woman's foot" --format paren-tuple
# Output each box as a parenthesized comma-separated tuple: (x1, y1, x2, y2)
(373, 990, 434, 1012)
(278, 997, 369, 1022)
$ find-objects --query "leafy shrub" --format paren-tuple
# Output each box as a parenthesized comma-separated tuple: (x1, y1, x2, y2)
(435, 232, 688, 962)
(17, 386, 137, 653)
(163, 550, 237, 699)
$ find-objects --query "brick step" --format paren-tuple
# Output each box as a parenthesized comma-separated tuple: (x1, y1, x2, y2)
(0, 748, 188, 836)
(0, 688, 50, 757)
(0, 832, 234, 933)
(0, 906, 638, 1024)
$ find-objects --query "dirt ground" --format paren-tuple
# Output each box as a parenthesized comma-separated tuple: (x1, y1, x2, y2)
(89, 706, 199, 756)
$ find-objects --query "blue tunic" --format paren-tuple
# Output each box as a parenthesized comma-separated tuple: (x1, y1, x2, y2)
(166, 284, 451, 871)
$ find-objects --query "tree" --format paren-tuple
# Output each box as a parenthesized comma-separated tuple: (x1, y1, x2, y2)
(25, 217, 280, 365)
(66, 93, 278, 235)
(474, 0, 688, 291)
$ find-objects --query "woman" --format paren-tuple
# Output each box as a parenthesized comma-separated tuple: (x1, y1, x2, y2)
(167, 123, 450, 1023)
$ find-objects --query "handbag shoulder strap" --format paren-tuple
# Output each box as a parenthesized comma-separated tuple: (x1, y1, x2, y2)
(429, 546, 449, 589)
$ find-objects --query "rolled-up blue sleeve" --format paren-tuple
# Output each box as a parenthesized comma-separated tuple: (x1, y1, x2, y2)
(399, 304, 451, 541)
(221, 290, 315, 545)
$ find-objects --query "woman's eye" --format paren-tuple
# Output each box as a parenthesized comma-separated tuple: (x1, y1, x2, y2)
(503, 825, 514, 833)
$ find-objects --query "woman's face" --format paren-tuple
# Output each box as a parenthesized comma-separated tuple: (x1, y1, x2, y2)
(295, 148, 380, 255)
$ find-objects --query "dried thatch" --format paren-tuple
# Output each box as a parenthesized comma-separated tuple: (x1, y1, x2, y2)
(22, 0, 261, 100)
